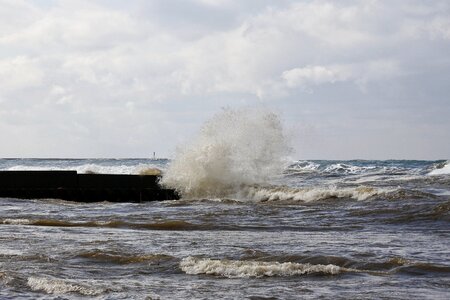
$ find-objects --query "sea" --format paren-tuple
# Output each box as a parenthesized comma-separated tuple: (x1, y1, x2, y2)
(0, 109, 449, 299)
(0, 158, 449, 299)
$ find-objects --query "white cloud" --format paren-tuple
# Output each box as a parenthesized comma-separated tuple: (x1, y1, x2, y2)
(282, 65, 350, 88)
(0, 56, 44, 91)
(47, 85, 73, 105)
(0, 0, 442, 100)
(0, 0, 449, 158)
(193, 0, 230, 7)
(281, 60, 401, 91)
(428, 17, 450, 39)
(0, 0, 41, 36)
(0, 1, 144, 49)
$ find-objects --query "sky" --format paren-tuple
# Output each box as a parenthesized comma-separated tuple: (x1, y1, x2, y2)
(0, 0, 449, 159)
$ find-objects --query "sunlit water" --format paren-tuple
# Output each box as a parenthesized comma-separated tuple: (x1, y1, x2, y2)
(0, 158, 449, 299)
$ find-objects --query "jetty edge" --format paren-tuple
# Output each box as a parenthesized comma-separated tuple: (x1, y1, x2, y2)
(0, 170, 180, 202)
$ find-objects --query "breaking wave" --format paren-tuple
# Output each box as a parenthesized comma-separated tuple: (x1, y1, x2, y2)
(27, 277, 106, 296)
(5, 163, 161, 174)
(285, 160, 436, 176)
(285, 161, 320, 173)
(180, 256, 345, 278)
(429, 161, 450, 175)
(323, 163, 376, 175)
(1, 218, 32, 225)
(162, 108, 291, 198)
(239, 185, 393, 202)
(0, 218, 208, 230)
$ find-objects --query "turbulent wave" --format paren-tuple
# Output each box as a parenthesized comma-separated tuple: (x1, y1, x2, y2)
(5, 163, 161, 174)
(180, 256, 344, 278)
(240, 185, 392, 202)
(285, 161, 321, 173)
(27, 277, 106, 296)
(1, 218, 108, 227)
(1, 218, 32, 225)
(180, 255, 450, 279)
(323, 163, 376, 175)
(286, 160, 449, 177)
(286, 161, 381, 175)
(77, 251, 175, 265)
(0, 218, 206, 230)
(429, 161, 450, 175)
(162, 108, 291, 198)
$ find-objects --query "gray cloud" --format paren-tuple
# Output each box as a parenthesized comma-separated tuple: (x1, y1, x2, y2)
(0, 0, 449, 158)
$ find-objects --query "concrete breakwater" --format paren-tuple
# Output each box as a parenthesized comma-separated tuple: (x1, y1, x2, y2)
(0, 171, 179, 202)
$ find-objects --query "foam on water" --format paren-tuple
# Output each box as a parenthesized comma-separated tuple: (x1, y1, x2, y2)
(162, 108, 291, 198)
(27, 277, 105, 296)
(323, 163, 376, 174)
(285, 160, 436, 178)
(5, 163, 160, 174)
(285, 160, 320, 173)
(180, 256, 343, 278)
(429, 161, 450, 175)
(0, 249, 23, 256)
(240, 185, 392, 202)
(2, 218, 32, 225)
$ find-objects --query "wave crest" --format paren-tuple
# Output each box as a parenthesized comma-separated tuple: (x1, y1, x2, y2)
(2, 218, 32, 225)
(162, 108, 291, 198)
(429, 161, 450, 175)
(77, 251, 174, 264)
(240, 185, 390, 202)
(6, 163, 162, 175)
(180, 256, 343, 278)
(27, 277, 105, 296)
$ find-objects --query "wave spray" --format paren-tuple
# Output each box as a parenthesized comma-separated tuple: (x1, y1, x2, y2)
(162, 107, 291, 198)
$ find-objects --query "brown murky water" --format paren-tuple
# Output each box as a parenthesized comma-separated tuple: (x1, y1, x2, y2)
(0, 159, 449, 299)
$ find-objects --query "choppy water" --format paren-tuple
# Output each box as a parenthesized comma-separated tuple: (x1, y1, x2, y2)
(0, 158, 449, 299)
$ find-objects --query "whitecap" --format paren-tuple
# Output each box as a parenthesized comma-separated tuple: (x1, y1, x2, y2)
(0, 249, 23, 256)
(27, 277, 104, 296)
(2, 218, 32, 225)
(428, 161, 450, 176)
(180, 256, 343, 278)
(240, 185, 392, 202)
(6, 163, 162, 175)
(285, 161, 321, 173)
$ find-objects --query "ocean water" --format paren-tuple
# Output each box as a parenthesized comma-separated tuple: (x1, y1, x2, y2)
(0, 158, 449, 299)
(0, 109, 449, 299)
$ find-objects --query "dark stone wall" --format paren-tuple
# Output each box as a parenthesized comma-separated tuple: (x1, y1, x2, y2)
(0, 171, 179, 202)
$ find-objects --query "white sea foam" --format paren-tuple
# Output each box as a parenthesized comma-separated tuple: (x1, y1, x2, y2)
(0, 249, 23, 256)
(239, 185, 390, 202)
(162, 108, 291, 198)
(27, 277, 104, 296)
(323, 163, 376, 174)
(6, 163, 161, 174)
(75, 163, 162, 174)
(429, 161, 450, 175)
(286, 160, 320, 173)
(180, 256, 343, 278)
(2, 218, 31, 225)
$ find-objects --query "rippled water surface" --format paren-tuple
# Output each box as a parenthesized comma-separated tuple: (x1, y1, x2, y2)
(0, 159, 449, 299)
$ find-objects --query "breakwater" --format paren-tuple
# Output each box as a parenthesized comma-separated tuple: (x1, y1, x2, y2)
(0, 171, 179, 202)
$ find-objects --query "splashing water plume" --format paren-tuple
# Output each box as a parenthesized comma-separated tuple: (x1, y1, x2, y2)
(162, 108, 291, 198)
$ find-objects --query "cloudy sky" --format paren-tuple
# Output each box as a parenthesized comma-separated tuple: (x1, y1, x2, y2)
(0, 0, 449, 159)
